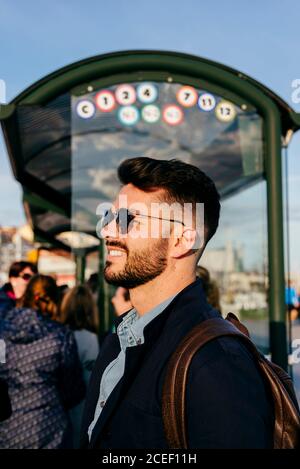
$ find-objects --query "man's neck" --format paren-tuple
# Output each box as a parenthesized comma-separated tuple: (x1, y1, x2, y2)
(129, 270, 197, 316)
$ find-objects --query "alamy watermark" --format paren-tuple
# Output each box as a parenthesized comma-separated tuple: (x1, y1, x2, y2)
(291, 79, 300, 104)
(0, 79, 6, 105)
(95, 197, 205, 250)
(291, 339, 300, 364)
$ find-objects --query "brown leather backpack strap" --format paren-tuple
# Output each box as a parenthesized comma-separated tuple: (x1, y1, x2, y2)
(162, 316, 256, 449)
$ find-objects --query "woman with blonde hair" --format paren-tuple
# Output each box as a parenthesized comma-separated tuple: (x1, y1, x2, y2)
(197, 265, 222, 313)
(60, 285, 100, 447)
(0, 275, 85, 449)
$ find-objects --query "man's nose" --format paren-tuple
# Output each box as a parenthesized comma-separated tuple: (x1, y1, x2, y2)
(101, 218, 119, 238)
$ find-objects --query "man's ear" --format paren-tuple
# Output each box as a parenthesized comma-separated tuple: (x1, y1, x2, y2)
(170, 228, 198, 259)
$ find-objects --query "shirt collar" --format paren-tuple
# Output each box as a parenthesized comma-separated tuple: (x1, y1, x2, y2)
(117, 293, 177, 351)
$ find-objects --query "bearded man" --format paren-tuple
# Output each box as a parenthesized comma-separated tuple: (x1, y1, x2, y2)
(80, 157, 274, 449)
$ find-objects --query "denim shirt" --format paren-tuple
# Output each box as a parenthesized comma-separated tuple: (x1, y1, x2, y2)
(88, 294, 177, 440)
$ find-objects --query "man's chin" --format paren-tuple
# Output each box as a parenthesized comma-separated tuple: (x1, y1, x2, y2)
(104, 267, 140, 289)
(104, 265, 123, 285)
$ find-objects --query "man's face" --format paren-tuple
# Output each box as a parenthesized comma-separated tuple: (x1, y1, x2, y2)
(10, 266, 35, 299)
(101, 184, 172, 289)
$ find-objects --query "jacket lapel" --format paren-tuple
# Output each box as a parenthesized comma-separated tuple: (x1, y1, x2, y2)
(89, 339, 151, 447)
(86, 279, 218, 448)
(81, 332, 120, 447)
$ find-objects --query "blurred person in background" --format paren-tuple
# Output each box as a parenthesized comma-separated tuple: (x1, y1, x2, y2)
(111, 287, 132, 317)
(0, 261, 37, 319)
(0, 274, 85, 449)
(197, 265, 222, 313)
(60, 285, 99, 448)
(86, 272, 99, 303)
(285, 279, 299, 321)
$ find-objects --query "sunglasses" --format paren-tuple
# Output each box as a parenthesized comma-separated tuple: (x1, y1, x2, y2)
(19, 273, 33, 281)
(100, 208, 185, 234)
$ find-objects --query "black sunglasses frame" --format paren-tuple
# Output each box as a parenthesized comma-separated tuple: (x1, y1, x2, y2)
(100, 208, 185, 234)
(19, 273, 33, 281)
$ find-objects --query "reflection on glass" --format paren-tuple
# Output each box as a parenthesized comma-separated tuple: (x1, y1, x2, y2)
(201, 182, 269, 354)
(56, 231, 100, 249)
(69, 80, 268, 352)
(71, 81, 264, 235)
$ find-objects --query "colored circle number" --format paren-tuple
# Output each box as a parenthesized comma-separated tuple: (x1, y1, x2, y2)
(137, 83, 158, 104)
(95, 90, 116, 112)
(177, 86, 198, 107)
(198, 93, 216, 111)
(215, 101, 236, 122)
(118, 105, 139, 126)
(115, 84, 136, 105)
(142, 105, 160, 123)
(163, 105, 184, 126)
(76, 100, 95, 119)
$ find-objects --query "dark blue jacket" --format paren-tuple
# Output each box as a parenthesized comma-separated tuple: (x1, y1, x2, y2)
(0, 285, 15, 320)
(0, 307, 86, 448)
(80, 279, 274, 449)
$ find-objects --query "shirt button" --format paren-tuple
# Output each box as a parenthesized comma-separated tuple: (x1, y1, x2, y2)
(137, 338, 142, 345)
(100, 400, 106, 408)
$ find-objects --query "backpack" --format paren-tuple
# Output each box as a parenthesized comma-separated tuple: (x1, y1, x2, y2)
(162, 313, 300, 448)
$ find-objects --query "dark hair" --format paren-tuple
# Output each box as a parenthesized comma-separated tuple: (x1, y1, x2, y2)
(9, 261, 38, 278)
(123, 288, 130, 302)
(21, 274, 59, 317)
(60, 285, 99, 332)
(86, 272, 98, 294)
(118, 157, 220, 246)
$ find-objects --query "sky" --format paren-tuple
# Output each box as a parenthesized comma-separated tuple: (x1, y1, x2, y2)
(0, 0, 300, 272)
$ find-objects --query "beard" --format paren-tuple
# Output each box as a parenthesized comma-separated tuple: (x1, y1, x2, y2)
(104, 238, 168, 289)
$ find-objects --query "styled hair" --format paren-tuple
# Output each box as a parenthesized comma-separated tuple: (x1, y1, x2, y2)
(21, 274, 59, 318)
(60, 285, 99, 332)
(9, 261, 38, 278)
(118, 157, 220, 246)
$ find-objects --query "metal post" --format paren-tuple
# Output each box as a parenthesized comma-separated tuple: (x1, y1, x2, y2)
(97, 240, 106, 335)
(97, 240, 113, 335)
(266, 109, 288, 370)
(75, 249, 86, 285)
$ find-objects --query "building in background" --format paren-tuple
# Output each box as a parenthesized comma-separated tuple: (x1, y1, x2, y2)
(0, 225, 34, 285)
(0, 225, 76, 286)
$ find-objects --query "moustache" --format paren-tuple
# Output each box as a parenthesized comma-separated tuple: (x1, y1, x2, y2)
(105, 241, 128, 254)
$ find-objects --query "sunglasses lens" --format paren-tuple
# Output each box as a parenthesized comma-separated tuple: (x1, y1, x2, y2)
(118, 209, 135, 234)
(22, 273, 32, 281)
(100, 209, 114, 229)
(100, 208, 135, 234)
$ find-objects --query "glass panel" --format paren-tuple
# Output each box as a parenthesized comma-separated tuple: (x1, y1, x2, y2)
(71, 81, 264, 236)
(33, 211, 70, 234)
(17, 94, 71, 193)
(201, 181, 269, 354)
(283, 135, 300, 404)
(70, 79, 267, 348)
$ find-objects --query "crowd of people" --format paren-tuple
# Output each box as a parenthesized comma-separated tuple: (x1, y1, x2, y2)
(2, 156, 299, 449)
(0, 261, 101, 449)
(0, 258, 222, 449)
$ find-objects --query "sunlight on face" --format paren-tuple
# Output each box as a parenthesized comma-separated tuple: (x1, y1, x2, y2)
(101, 184, 173, 288)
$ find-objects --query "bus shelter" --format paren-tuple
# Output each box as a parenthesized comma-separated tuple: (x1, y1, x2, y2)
(1, 50, 300, 370)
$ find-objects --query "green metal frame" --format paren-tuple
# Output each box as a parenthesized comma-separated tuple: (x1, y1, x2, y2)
(75, 250, 86, 285)
(1, 50, 300, 368)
